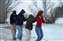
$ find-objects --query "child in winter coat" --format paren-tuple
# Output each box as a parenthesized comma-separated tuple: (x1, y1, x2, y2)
(24, 14, 35, 41)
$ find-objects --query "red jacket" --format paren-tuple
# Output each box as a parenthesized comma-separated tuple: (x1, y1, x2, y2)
(36, 16, 45, 27)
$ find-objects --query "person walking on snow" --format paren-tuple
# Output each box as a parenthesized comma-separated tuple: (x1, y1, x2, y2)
(35, 10, 45, 41)
(16, 9, 26, 41)
(10, 10, 17, 40)
(24, 14, 35, 41)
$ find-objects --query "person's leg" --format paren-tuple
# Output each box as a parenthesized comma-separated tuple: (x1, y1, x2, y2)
(35, 27, 40, 41)
(16, 25, 22, 40)
(39, 28, 43, 41)
(16, 25, 19, 39)
(16, 25, 18, 39)
(24, 28, 31, 41)
(11, 24, 16, 40)
(20, 25, 23, 40)
(13, 24, 16, 40)
(27, 30, 31, 41)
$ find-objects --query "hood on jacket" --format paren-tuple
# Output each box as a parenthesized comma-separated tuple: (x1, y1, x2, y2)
(28, 14, 34, 21)
(18, 9, 25, 16)
(28, 14, 33, 18)
(12, 10, 16, 15)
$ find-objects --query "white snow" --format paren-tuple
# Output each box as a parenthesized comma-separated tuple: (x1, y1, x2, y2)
(55, 17, 63, 24)
(0, 24, 63, 41)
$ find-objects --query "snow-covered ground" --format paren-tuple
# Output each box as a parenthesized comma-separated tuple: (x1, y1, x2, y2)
(0, 24, 63, 41)
(22, 24, 63, 41)
(55, 17, 63, 24)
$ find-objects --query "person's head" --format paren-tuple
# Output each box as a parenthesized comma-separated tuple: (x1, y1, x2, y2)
(37, 10, 43, 16)
(28, 14, 34, 22)
(21, 9, 25, 14)
(19, 9, 25, 15)
(12, 10, 16, 14)
(28, 14, 33, 18)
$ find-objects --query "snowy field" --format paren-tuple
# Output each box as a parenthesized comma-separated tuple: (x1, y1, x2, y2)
(0, 24, 63, 41)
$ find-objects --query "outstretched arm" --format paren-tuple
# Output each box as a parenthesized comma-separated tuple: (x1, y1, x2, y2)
(23, 16, 27, 21)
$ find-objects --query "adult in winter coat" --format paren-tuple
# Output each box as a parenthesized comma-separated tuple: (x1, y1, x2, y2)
(10, 10, 17, 40)
(35, 10, 45, 41)
(16, 9, 26, 41)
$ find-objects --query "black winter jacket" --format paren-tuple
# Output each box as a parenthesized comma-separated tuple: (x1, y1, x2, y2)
(25, 15, 35, 30)
(16, 9, 26, 25)
(10, 11, 17, 24)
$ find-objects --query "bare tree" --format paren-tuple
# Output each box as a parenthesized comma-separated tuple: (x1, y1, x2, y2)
(0, 0, 12, 23)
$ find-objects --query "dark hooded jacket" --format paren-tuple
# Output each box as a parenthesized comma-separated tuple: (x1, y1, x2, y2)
(10, 10, 17, 24)
(16, 9, 26, 25)
(25, 15, 35, 30)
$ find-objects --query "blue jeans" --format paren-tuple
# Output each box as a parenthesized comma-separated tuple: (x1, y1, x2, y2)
(16, 25, 23, 40)
(35, 26, 43, 41)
